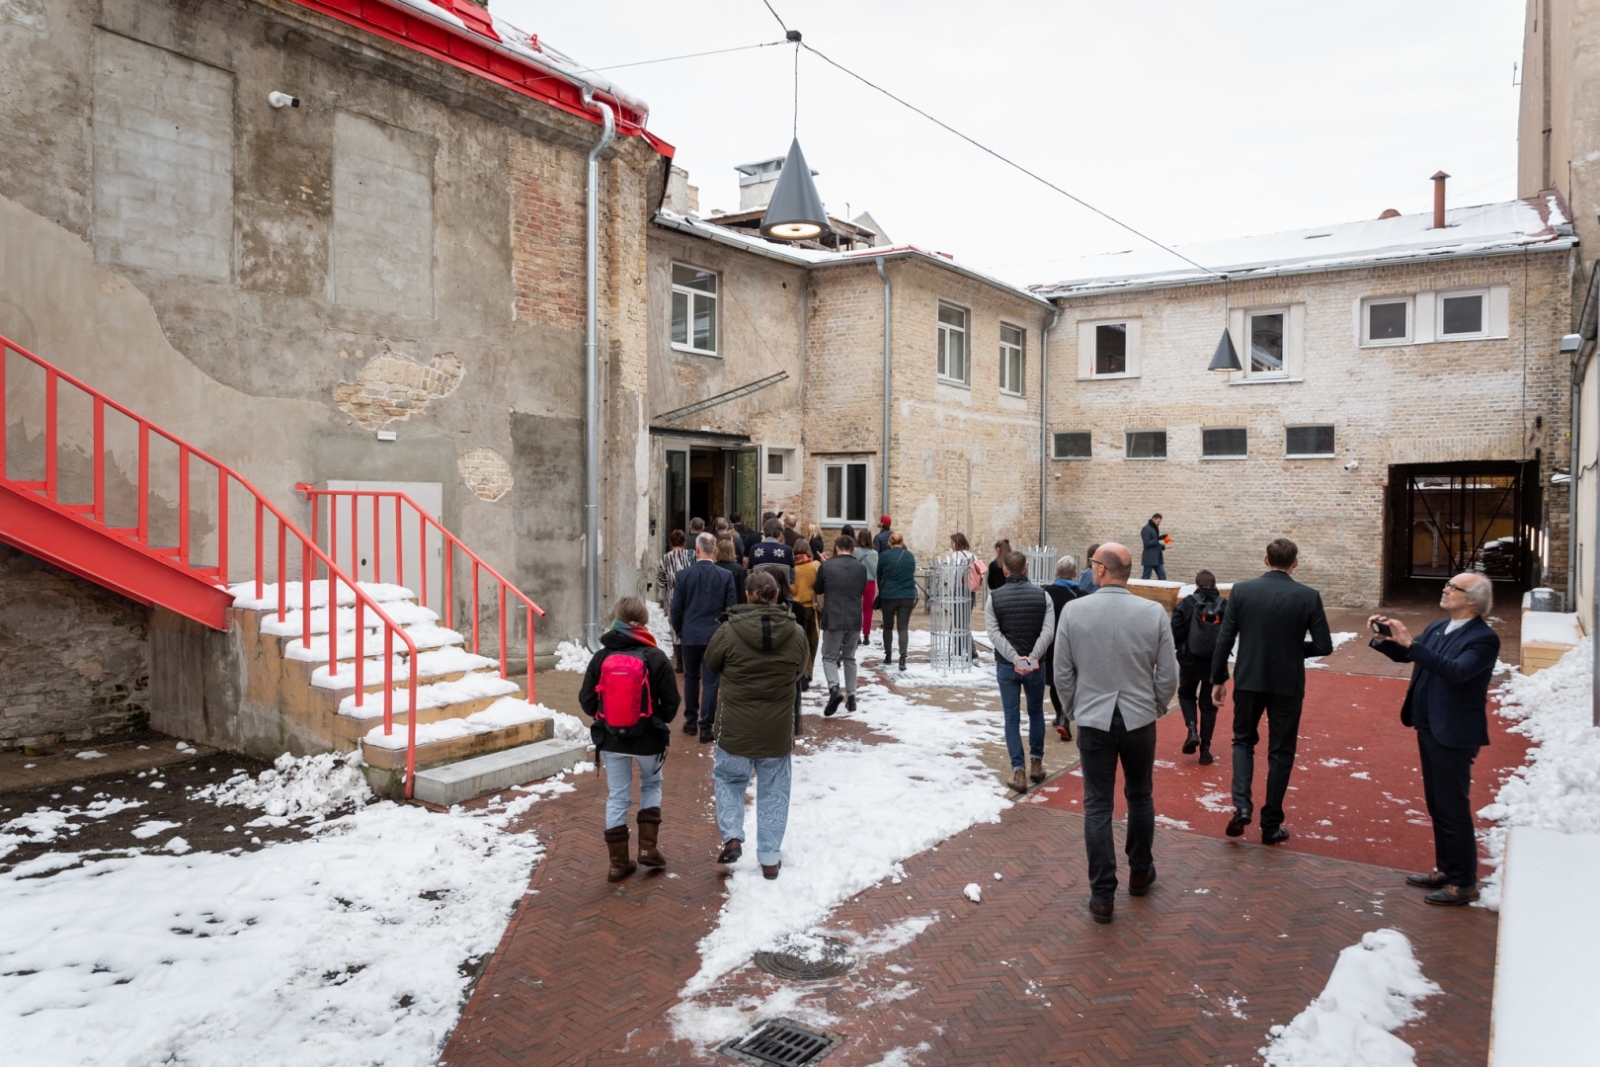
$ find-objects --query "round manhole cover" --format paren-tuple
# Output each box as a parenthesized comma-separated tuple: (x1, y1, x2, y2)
(753, 934, 856, 981)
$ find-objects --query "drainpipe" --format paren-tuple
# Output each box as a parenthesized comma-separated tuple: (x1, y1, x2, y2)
(1039, 303, 1060, 545)
(583, 89, 615, 651)
(1568, 334, 1584, 605)
(876, 257, 892, 519)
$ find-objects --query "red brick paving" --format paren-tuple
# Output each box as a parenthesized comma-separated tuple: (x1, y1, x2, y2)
(440, 705, 1497, 1066)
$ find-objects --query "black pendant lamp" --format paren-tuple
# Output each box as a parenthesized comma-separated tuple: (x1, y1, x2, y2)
(761, 138, 829, 241)
(1208, 328, 1241, 371)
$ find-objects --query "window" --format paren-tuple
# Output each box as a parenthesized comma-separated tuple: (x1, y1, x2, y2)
(766, 451, 786, 477)
(1247, 311, 1286, 375)
(937, 304, 968, 384)
(1363, 297, 1411, 345)
(1202, 427, 1248, 458)
(1286, 425, 1336, 457)
(1125, 430, 1167, 460)
(823, 461, 869, 524)
(670, 264, 718, 354)
(1095, 323, 1128, 375)
(1439, 290, 1487, 338)
(1052, 432, 1091, 459)
(999, 324, 1025, 395)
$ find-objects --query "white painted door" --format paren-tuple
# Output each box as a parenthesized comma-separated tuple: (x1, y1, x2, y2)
(327, 480, 444, 614)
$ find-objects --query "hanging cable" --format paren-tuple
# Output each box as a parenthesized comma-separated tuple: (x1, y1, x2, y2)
(762, 0, 789, 33)
(579, 40, 788, 74)
(793, 40, 800, 138)
(799, 42, 1221, 278)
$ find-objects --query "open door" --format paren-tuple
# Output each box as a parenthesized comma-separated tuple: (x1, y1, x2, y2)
(663, 449, 688, 553)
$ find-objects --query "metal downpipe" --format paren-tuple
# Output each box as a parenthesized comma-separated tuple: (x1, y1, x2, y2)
(1039, 304, 1060, 545)
(583, 90, 614, 651)
(876, 257, 892, 518)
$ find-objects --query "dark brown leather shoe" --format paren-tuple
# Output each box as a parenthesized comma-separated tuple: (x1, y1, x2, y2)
(1406, 870, 1448, 888)
(1425, 883, 1479, 906)
(1225, 811, 1251, 838)
(761, 862, 781, 880)
(716, 839, 742, 865)
(1262, 827, 1290, 846)
(1128, 866, 1156, 897)
(1028, 758, 1046, 784)
(1089, 898, 1114, 924)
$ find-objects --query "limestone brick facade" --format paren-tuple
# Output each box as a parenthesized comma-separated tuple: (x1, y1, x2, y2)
(1043, 250, 1576, 607)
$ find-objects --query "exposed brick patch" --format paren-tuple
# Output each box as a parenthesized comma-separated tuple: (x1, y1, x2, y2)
(457, 446, 513, 502)
(333, 347, 464, 429)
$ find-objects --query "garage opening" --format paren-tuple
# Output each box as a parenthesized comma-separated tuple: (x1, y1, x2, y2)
(1385, 460, 1541, 604)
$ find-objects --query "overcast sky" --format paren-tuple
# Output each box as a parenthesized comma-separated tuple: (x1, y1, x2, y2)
(497, 0, 1527, 286)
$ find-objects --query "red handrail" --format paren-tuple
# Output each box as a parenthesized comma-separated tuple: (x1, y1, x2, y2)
(295, 487, 547, 707)
(1, 335, 423, 794)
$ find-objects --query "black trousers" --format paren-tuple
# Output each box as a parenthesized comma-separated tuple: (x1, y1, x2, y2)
(1044, 649, 1064, 722)
(1076, 710, 1157, 903)
(1229, 688, 1303, 831)
(680, 644, 720, 731)
(1417, 726, 1480, 887)
(880, 598, 915, 664)
(1177, 666, 1218, 750)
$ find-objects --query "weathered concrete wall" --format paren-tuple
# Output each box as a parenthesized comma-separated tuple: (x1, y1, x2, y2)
(0, 0, 665, 648)
(1044, 252, 1574, 607)
(0, 545, 150, 749)
(805, 259, 1054, 560)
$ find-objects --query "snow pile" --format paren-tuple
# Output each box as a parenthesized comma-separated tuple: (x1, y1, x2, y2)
(1306, 632, 1359, 669)
(647, 601, 676, 654)
(671, 678, 1007, 1041)
(963, 883, 982, 903)
(1259, 928, 1440, 1067)
(193, 751, 370, 824)
(1476, 639, 1600, 909)
(555, 640, 592, 672)
(0, 802, 540, 1067)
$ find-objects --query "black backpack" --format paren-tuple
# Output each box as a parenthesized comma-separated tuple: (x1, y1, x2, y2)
(1186, 593, 1224, 661)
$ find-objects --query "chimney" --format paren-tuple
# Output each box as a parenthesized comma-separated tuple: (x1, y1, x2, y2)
(1431, 171, 1450, 229)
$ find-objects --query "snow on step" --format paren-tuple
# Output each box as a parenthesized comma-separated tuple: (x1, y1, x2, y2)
(339, 671, 519, 718)
(412, 737, 592, 806)
(362, 697, 564, 749)
(310, 646, 499, 690)
(283, 625, 464, 663)
(228, 580, 415, 611)
(259, 600, 439, 638)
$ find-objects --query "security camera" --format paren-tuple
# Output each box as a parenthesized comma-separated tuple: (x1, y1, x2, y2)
(268, 92, 300, 109)
(1342, 460, 1360, 471)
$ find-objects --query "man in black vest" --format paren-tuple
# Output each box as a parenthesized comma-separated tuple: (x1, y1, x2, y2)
(1368, 572, 1499, 905)
(1210, 537, 1333, 844)
(986, 550, 1057, 793)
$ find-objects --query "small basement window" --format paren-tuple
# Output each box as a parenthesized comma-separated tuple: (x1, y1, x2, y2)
(1363, 297, 1411, 345)
(1095, 323, 1128, 375)
(1053, 432, 1091, 459)
(1286, 425, 1336, 457)
(1202, 427, 1248, 458)
(1125, 430, 1167, 460)
(1439, 290, 1487, 338)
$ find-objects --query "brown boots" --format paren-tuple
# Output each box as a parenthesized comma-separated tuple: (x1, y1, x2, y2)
(604, 825, 635, 882)
(636, 807, 665, 868)
(1029, 758, 1046, 784)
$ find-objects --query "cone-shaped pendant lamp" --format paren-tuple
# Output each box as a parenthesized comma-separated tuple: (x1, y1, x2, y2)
(1208, 328, 1241, 371)
(761, 138, 829, 241)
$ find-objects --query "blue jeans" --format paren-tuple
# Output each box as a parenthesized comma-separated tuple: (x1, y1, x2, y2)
(713, 749, 792, 865)
(996, 658, 1046, 769)
(1142, 563, 1167, 580)
(601, 751, 663, 829)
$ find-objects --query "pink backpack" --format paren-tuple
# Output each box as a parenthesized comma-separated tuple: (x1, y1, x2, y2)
(966, 556, 985, 593)
(595, 650, 652, 736)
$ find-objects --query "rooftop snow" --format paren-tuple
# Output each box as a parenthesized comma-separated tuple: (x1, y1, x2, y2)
(1032, 193, 1575, 297)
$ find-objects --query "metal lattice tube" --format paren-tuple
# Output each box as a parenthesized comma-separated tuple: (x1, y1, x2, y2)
(928, 556, 974, 673)
(1018, 544, 1055, 586)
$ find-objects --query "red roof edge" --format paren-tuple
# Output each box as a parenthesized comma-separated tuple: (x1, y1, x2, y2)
(287, 0, 675, 158)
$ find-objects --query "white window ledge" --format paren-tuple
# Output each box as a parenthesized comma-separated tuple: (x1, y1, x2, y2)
(671, 343, 721, 358)
(1080, 372, 1139, 381)
(1227, 376, 1303, 386)
(1200, 455, 1249, 461)
(936, 377, 971, 389)
(1284, 454, 1337, 460)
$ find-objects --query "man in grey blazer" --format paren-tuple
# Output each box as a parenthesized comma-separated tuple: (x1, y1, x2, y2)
(1053, 542, 1179, 924)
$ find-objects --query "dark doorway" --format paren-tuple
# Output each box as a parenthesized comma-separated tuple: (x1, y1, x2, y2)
(1385, 460, 1541, 603)
(661, 444, 762, 553)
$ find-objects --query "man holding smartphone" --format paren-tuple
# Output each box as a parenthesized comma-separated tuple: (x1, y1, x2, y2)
(985, 549, 1057, 793)
(1367, 572, 1499, 905)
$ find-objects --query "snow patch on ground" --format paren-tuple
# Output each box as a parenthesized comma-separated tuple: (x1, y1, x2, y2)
(1305, 632, 1359, 669)
(866, 1044, 933, 1066)
(1259, 928, 1439, 1067)
(1, 799, 145, 861)
(554, 640, 592, 672)
(1476, 639, 1600, 910)
(670, 680, 1007, 1043)
(962, 883, 982, 902)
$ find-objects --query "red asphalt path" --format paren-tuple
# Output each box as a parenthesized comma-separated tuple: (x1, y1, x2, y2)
(1033, 668, 1530, 872)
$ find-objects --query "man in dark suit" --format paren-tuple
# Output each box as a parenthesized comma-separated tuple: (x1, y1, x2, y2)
(670, 532, 738, 744)
(1210, 537, 1333, 844)
(1368, 573, 1500, 905)
(1139, 514, 1167, 580)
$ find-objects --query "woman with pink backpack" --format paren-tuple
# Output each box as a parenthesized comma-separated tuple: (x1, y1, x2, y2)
(578, 596, 682, 882)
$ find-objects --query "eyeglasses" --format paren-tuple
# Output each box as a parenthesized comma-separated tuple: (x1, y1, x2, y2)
(1090, 558, 1109, 571)
(1443, 582, 1470, 594)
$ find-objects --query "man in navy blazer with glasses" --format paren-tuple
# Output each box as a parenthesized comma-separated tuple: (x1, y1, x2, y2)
(1368, 571, 1500, 906)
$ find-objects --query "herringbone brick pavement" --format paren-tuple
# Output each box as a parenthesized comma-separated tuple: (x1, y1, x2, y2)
(441, 714, 1495, 1067)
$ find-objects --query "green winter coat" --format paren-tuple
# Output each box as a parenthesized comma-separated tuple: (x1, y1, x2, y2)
(704, 602, 810, 759)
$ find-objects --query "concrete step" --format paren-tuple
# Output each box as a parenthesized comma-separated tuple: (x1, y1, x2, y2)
(337, 670, 519, 719)
(360, 697, 563, 788)
(411, 737, 592, 805)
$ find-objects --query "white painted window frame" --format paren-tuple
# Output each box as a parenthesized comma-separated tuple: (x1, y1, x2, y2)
(821, 458, 872, 524)
(999, 322, 1025, 396)
(1244, 306, 1291, 379)
(1124, 429, 1168, 461)
(1284, 424, 1337, 458)
(1077, 318, 1141, 380)
(937, 303, 970, 387)
(670, 261, 720, 356)
(1435, 287, 1492, 340)
(1361, 295, 1414, 347)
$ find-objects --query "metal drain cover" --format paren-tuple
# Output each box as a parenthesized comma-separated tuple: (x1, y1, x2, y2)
(718, 1017, 841, 1066)
(752, 934, 856, 981)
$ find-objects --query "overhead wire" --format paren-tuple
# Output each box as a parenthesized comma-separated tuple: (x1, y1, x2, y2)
(582, 40, 788, 73)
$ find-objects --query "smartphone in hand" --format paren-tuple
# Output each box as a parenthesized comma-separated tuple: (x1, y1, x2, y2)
(1370, 619, 1393, 637)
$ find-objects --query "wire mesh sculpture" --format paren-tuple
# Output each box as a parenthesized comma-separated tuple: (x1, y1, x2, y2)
(1018, 545, 1056, 586)
(928, 555, 974, 673)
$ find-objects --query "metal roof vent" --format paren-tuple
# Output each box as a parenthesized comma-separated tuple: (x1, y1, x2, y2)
(718, 1018, 841, 1066)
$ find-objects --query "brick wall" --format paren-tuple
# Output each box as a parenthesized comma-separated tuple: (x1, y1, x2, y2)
(1044, 250, 1575, 606)
(509, 136, 587, 330)
(0, 545, 151, 748)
